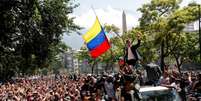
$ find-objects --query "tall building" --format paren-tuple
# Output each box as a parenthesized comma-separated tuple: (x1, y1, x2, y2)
(63, 48, 74, 69)
(62, 49, 89, 73)
(122, 10, 127, 34)
(184, 20, 199, 32)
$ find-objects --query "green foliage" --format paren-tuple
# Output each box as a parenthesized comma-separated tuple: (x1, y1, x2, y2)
(76, 46, 99, 73)
(48, 42, 70, 74)
(138, 0, 200, 70)
(75, 0, 201, 73)
(0, 0, 79, 80)
(41, 68, 48, 75)
(104, 24, 120, 34)
(76, 24, 121, 71)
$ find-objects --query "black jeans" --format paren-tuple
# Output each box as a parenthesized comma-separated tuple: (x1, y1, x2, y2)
(127, 59, 137, 68)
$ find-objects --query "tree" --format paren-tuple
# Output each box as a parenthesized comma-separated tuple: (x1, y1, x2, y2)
(103, 25, 147, 71)
(76, 46, 100, 74)
(163, 2, 200, 71)
(0, 0, 80, 80)
(48, 42, 70, 73)
(138, 0, 200, 72)
(76, 24, 121, 73)
(103, 25, 147, 70)
(170, 32, 198, 73)
(138, 0, 182, 72)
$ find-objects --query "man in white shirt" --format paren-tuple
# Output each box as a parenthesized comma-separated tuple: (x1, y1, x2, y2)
(124, 33, 141, 68)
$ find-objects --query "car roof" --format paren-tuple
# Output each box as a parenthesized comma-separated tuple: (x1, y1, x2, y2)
(140, 86, 170, 92)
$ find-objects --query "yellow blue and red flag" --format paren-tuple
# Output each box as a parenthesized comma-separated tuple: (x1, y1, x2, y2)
(82, 17, 110, 58)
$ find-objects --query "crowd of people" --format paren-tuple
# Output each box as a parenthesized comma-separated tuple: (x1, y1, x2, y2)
(0, 33, 201, 101)
(159, 69, 201, 101)
(0, 74, 83, 101)
(0, 67, 200, 101)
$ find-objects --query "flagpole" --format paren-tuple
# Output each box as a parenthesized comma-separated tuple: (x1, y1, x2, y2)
(91, 6, 98, 17)
(92, 6, 125, 46)
(91, 6, 101, 75)
(91, 6, 115, 73)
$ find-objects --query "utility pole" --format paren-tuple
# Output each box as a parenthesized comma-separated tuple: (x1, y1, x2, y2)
(199, 5, 201, 61)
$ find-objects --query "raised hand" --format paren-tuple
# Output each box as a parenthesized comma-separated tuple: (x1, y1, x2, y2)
(136, 32, 141, 40)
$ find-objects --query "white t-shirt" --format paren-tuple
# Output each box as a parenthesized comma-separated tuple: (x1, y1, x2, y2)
(128, 47, 135, 60)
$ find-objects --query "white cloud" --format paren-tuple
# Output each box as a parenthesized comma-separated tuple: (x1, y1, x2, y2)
(65, 6, 140, 49)
(73, 6, 139, 30)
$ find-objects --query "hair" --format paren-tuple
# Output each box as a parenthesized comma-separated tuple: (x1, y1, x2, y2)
(198, 74, 201, 81)
(126, 39, 130, 44)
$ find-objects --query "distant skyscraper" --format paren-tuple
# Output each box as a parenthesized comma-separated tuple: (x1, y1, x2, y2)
(122, 10, 127, 34)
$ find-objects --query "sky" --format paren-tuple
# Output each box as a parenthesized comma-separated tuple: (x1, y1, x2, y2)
(63, 0, 201, 50)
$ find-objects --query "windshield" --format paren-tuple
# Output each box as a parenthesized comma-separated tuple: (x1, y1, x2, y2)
(140, 86, 179, 101)
(142, 91, 175, 101)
